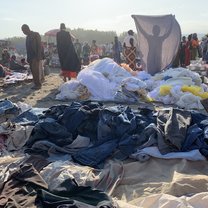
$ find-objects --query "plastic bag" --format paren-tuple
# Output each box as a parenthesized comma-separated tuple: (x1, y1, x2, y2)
(159, 85, 172, 96)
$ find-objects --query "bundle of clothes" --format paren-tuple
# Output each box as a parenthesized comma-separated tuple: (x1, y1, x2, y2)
(0, 55, 31, 84)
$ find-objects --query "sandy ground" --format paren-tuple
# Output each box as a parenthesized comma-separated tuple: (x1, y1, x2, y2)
(0, 68, 155, 112)
(0, 67, 154, 110)
(0, 67, 148, 110)
(0, 68, 70, 108)
(1, 68, 207, 114)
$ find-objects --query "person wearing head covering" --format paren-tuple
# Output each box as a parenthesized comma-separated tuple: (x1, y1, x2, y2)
(123, 30, 137, 70)
(56, 23, 81, 81)
(21, 24, 42, 90)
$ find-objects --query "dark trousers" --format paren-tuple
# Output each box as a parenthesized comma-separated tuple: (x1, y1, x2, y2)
(30, 58, 41, 86)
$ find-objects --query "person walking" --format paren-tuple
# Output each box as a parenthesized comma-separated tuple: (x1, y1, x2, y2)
(56, 23, 81, 82)
(21, 24, 42, 90)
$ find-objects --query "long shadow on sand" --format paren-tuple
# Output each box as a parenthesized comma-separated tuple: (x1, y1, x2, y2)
(34, 88, 70, 108)
(0, 81, 34, 101)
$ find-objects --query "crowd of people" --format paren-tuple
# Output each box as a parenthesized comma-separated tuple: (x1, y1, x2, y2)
(175, 33, 208, 67)
(60, 37, 122, 66)
(0, 23, 171, 87)
(71, 31, 139, 69)
(0, 48, 29, 79)
(54, 24, 142, 82)
(0, 22, 208, 90)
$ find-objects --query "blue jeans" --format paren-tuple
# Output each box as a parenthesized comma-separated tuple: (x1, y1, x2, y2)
(0, 99, 20, 121)
(12, 108, 47, 125)
(72, 140, 117, 168)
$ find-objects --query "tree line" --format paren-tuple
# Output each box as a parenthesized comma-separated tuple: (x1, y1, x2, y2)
(5, 28, 129, 54)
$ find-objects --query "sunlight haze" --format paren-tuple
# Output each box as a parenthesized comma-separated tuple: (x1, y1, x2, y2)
(0, 0, 208, 38)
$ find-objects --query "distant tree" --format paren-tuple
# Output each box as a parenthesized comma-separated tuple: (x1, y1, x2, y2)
(119, 32, 128, 42)
(70, 28, 117, 44)
(6, 37, 26, 55)
(5, 28, 127, 54)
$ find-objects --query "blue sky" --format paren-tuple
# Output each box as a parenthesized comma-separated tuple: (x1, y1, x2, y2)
(0, 0, 208, 39)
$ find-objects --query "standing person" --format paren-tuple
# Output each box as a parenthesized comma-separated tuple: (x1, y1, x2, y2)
(74, 39, 82, 61)
(191, 33, 199, 60)
(123, 30, 137, 70)
(82, 42, 90, 65)
(101, 44, 106, 58)
(185, 34, 192, 66)
(105, 43, 110, 57)
(179, 36, 186, 67)
(112, 36, 122, 64)
(40, 43, 45, 82)
(90, 40, 99, 62)
(21, 24, 42, 90)
(109, 42, 114, 58)
(56, 23, 81, 82)
(201, 35, 208, 63)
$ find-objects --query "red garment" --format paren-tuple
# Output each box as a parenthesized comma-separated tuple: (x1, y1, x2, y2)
(61, 70, 77, 78)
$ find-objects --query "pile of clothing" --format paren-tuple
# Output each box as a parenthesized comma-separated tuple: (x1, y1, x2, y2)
(1, 99, 208, 207)
(1, 99, 208, 164)
(56, 58, 208, 110)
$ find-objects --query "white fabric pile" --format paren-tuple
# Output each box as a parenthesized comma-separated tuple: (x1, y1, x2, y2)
(56, 80, 90, 100)
(56, 58, 133, 101)
(56, 58, 208, 110)
(147, 67, 206, 109)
